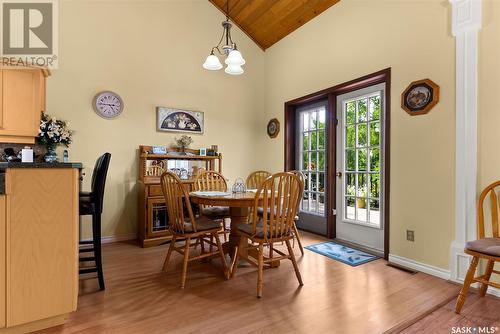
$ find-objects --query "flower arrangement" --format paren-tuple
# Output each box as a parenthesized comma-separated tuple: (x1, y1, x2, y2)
(38, 112, 73, 149)
(175, 135, 193, 152)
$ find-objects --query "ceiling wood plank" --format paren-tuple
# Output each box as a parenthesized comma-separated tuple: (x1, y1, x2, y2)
(208, 0, 340, 50)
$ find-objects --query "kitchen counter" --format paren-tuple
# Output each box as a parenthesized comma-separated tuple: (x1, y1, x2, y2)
(0, 162, 83, 169)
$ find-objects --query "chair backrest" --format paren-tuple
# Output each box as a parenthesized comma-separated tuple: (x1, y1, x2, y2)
(160, 171, 196, 234)
(477, 180, 500, 239)
(194, 170, 228, 192)
(289, 170, 305, 215)
(250, 172, 302, 241)
(246, 170, 272, 189)
(91, 153, 111, 214)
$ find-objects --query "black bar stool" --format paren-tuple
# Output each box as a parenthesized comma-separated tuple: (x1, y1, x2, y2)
(79, 153, 111, 291)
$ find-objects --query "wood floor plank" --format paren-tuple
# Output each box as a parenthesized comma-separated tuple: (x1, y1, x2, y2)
(35, 232, 462, 334)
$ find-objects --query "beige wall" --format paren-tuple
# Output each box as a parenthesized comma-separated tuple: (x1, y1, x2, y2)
(47, 0, 266, 238)
(260, 0, 456, 269)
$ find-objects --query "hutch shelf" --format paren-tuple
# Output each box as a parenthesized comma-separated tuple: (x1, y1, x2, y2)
(137, 145, 222, 247)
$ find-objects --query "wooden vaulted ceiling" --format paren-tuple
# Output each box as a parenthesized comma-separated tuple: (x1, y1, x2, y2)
(208, 0, 340, 50)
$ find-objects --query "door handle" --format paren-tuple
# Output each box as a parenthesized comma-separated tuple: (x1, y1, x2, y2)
(336, 172, 342, 178)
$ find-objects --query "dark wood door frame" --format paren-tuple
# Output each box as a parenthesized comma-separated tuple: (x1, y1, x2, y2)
(284, 68, 391, 260)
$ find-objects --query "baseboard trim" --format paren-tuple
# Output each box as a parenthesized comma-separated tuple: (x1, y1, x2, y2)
(388, 254, 451, 281)
(487, 287, 500, 298)
(389, 254, 500, 299)
(81, 233, 137, 244)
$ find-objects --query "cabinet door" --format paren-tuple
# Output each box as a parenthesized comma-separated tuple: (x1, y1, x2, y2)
(0, 196, 5, 328)
(147, 198, 170, 238)
(0, 69, 42, 138)
(6, 169, 78, 326)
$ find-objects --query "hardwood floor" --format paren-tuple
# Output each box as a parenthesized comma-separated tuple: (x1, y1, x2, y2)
(37, 232, 462, 334)
(400, 292, 500, 334)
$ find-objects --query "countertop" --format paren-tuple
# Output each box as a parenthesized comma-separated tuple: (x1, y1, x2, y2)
(0, 162, 83, 169)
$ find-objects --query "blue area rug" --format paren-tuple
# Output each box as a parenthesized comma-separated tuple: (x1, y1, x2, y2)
(305, 241, 379, 267)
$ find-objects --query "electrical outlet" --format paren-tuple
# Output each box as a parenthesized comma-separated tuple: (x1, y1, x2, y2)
(406, 230, 415, 242)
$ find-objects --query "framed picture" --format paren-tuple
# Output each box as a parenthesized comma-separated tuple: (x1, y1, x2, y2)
(156, 107, 204, 134)
(199, 148, 207, 156)
(267, 118, 280, 138)
(401, 79, 440, 116)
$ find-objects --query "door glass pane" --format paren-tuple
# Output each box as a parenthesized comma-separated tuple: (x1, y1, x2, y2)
(346, 149, 355, 171)
(346, 197, 355, 219)
(342, 90, 383, 227)
(346, 102, 356, 124)
(357, 124, 367, 147)
(357, 99, 367, 122)
(358, 149, 367, 171)
(369, 96, 380, 120)
(299, 107, 326, 216)
(370, 148, 380, 172)
(369, 199, 380, 225)
(369, 122, 380, 146)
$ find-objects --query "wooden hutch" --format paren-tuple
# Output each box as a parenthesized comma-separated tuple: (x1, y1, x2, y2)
(137, 145, 222, 247)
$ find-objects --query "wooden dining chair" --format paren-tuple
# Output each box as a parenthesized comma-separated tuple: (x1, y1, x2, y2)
(194, 170, 231, 242)
(160, 171, 228, 288)
(231, 172, 304, 298)
(455, 180, 500, 313)
(289, 170, 305, 255)
(246, 170, 271, 189)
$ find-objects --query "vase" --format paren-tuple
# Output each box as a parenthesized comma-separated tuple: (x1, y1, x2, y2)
(44, 146, 58, 163)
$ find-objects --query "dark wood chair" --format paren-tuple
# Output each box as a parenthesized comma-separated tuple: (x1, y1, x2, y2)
(231, 172, 303, 298)
(455, 180, 500, 313)
(161, 171, 228, 288)
(79, 152, 111, 291)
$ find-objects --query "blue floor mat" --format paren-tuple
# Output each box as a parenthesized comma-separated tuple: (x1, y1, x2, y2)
(305, 241, 379, 267)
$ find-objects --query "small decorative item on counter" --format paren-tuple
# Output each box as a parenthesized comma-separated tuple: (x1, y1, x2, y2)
(21, 146, 33, 163)
(232, 178, 247, 194)
(37, 112, 73, 163)
(211, 145, 218, 153)
(199, 148, 207, 156)
(63, 150, 69, 163)
(175, 135, 193, 154)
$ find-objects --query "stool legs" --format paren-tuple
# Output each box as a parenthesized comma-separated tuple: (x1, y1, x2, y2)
(92, 213, 105, 291)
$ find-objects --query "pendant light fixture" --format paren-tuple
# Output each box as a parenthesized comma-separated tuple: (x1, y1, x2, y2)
(203, 0, 245, 75)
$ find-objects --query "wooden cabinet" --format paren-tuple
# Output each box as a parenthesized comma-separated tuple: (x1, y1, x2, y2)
(137, 145, 222, 247)
(0, 196, 5, 329)
(0, 168, 79, 332)
(0, 67, 49, 144)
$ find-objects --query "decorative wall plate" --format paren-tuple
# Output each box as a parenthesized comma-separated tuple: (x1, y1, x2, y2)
(267, 118, 280, 138)
(401, 79, 439, 116)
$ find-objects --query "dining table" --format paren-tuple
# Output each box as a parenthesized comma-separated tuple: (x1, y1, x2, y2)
(189, 190, 280, 268)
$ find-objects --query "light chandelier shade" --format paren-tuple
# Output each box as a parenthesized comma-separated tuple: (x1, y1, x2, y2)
(203, 0, 246, 75)
(203, 52, 223, 70)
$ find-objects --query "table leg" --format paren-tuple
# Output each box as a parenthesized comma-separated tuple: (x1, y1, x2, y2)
(223, 207, 249, 259)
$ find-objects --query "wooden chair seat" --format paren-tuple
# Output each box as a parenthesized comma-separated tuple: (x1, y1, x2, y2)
(182, 217, 222, 234)
(465, 237, 500, 257)
(238, 221, 292, 239)
(201, 206, 230, 218)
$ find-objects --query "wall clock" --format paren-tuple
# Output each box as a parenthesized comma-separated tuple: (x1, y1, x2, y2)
(267, 118, 280, 138)
(93, 91, 124, 119)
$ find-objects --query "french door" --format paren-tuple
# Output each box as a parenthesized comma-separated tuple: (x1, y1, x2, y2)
(335, 83, 386, 252)
(295, 101, 328, 235)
